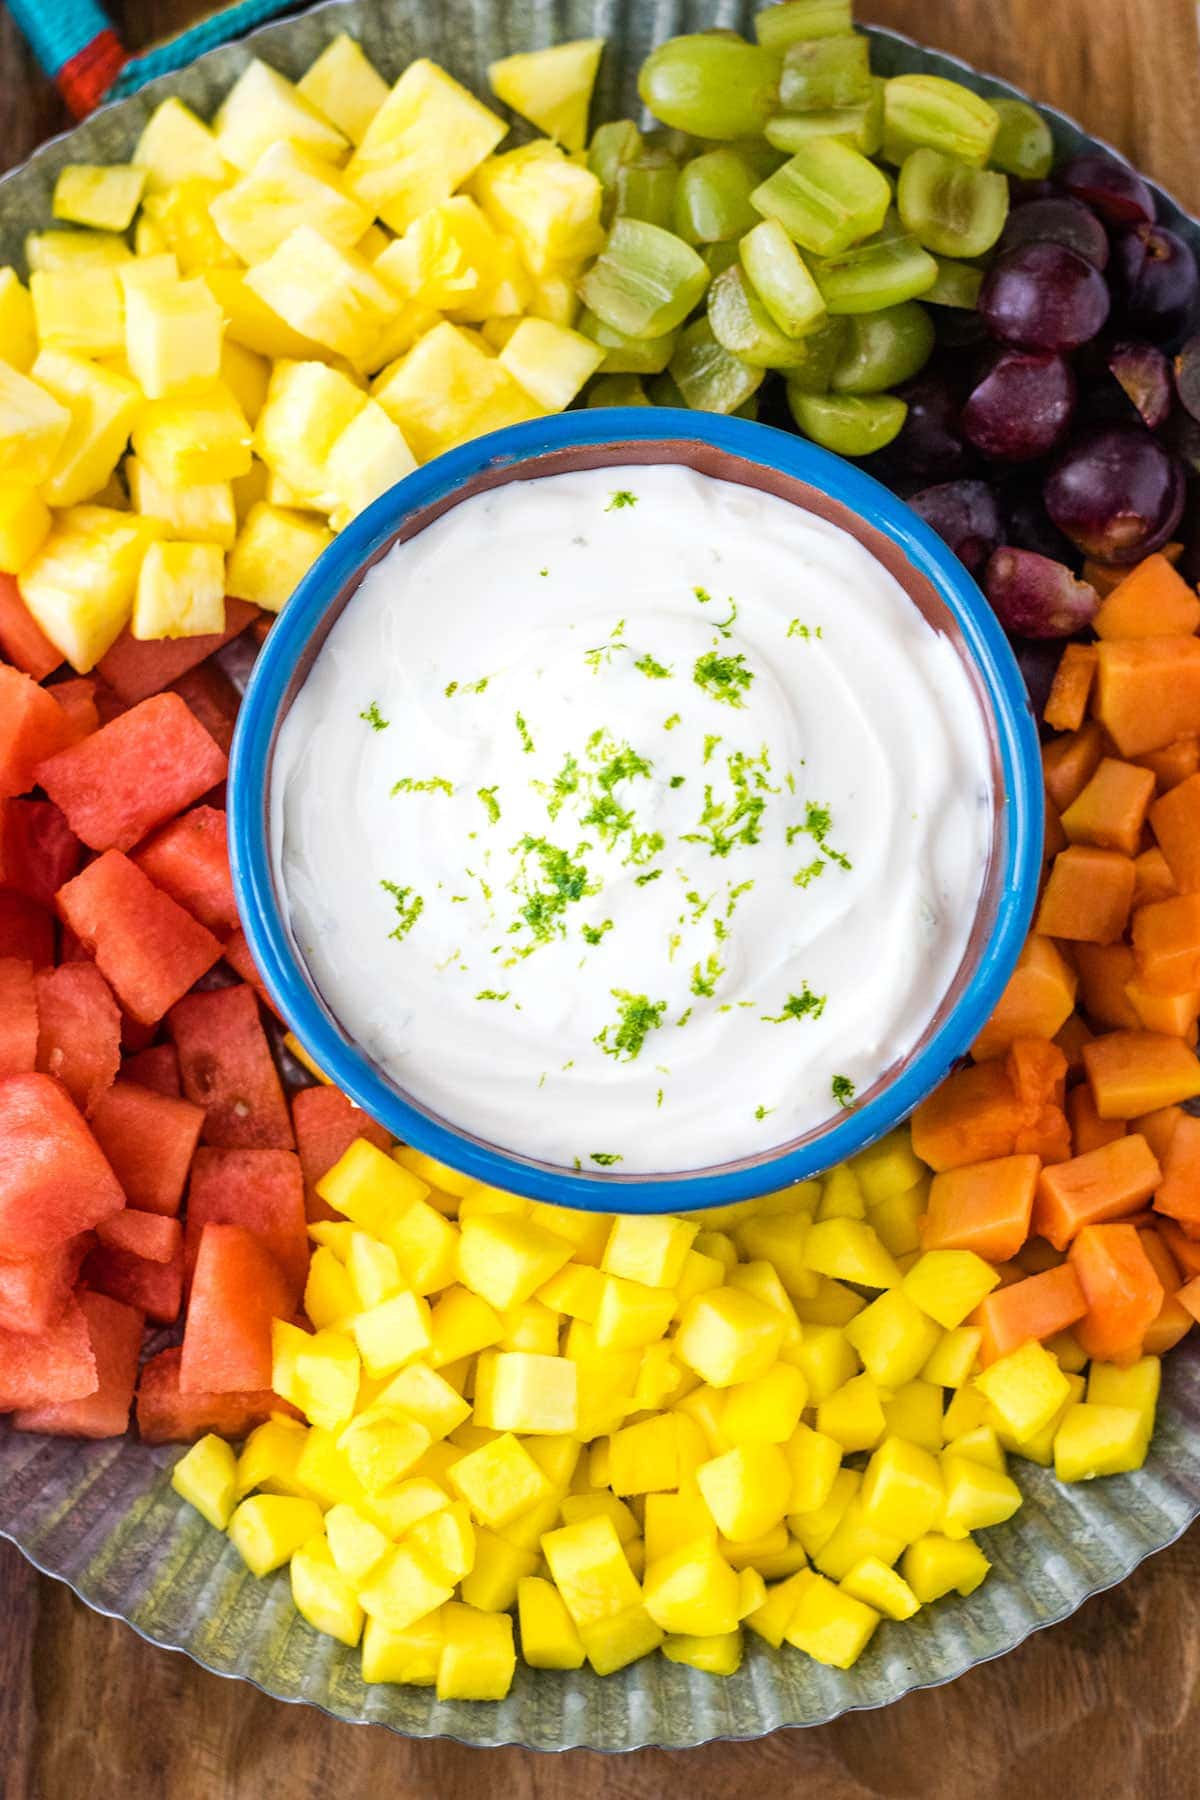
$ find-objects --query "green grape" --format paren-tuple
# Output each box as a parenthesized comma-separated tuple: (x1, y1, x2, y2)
(829, 301, 935, 393)
(754, 0, 853, 52)
(923, 254, 984, 309)
(750, 138, 891, 256)
(779, 35, 872, 113)
(615, 150, 680, 231)
(708, 264, 816, 368)
(739, 218, 827, 336)
(672, 150, 761, 244)
(586, 374, 651, 407)
(644, 125, 703, 161)
(766, 75, 883, 157)
(989, 97, 1055, 180)
(702, 241, 744, 278)
(638, 35, 782, 142)
(648, 368, 687, 407)
(720, 138, 790, 180)
(733, 393, 760, 420)
(588, 120, 643, 193)
(578, 217, 711, 340)
(578, 308, 679, 374)
(882, 74, 1000, 169)
(779, 315, 848, 392)
(669, 317, 765, 413)
(811, 224, 938, 312)
(787, 389, 907, 454)
(897, 147, 1009, 257)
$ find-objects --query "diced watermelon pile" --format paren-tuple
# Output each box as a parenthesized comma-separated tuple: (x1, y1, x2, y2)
(0, 608, 382, 1443)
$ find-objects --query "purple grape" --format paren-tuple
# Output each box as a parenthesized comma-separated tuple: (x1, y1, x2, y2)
(961, 349, 1076, 461)
(1008, 176, 1055, 206)
(980, 242, 1110, 352)
(1112, 224, 1200, 342)
(908, 480, 1003, 574)
(998, 197, 1109, 270)
(1107, 341, 1173, 430)
(1002, 484, 1079, 564)
(1013, 635, 1066, 719)
(1045, 423, 1186, 563)
(875, 373, 973, 484)
(984, 548, 1100, 637)
(1177, 336, 1200, 422)
(1058, 152, 1155, 226)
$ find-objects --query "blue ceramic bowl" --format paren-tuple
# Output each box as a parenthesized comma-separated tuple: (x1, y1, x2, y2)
(230, 407, 1043, 1212)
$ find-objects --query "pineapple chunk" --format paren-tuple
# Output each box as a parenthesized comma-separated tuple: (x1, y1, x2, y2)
(220, 341, 271, 427)
(124, 276, 225, 399)
(30, 268, 125, 359)
(324, 398, 417, 529)
(132, 97, 229, 192)
(25, 230, 131, 271)
(126, 457, 236, 548)
(117, 252, 180, 293)
(372, 322, 539, 461)
(231, 459, 269, 521)
(488, 39, 605, 153)
(344, 59, 508, 235)
(357, 297, 441, 379)
(32, 351, 141, 506)
(527, 270, 581, 328)
(375, 196, 508, 320)
(134, 218, 168, 257)
(499, 318, 604, 411)
(53, 164, 146, 232)
(297, 35, 389, 144)
(226, 501, 333, 612)
(140, 181, 240, 274)
(0, 484, 51, 572)
(0, 269, 36, 370)
(0, 362, 71, 485)
(132, 383, 252, 487)
(254, 359, 365, 503)
(19, 506, 160, 671)
(213, 59, 349, 172)
(211, 141, 372, 265)
(244, 226, 399, 367)
(132, 538, 225, 639)
(201, 269, 332, 362)
(471, 142, 604, 276)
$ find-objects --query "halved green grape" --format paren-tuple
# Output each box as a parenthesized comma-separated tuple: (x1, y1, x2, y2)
(638, 35, 781, 141)
(722, 138, 790, 180)
(614, 150, 680, 231)
(924, 254, 985, 309)
(588, 120, 643, 193)
(750, 138, 891, 256)
(578, 217, 711, 339)
(734, 393, 760, 419)
(644, 125, 702, 161)
(829, 300, 935, 392)
(648, 368, 687, 406)
(779, 315, 849, 391)
(669, 317, 765, 412)
(578, 307, 679, 374)
(766, 75, 882, 156)
(708, 264, 816, 367)
(739, 218, 827, 337)
(989, 97, 1055, 181)
(754, 0, 853, 52)
(672, 149, 761, 244)
(897, 147, 1009, 257)
(882, 74, 1000, 169)
(586, 373, 651, 407)
(779, 34, 872, 113)
(787, 388, 907, 454)
(811, 224, 938, 312)
(703, 241, 744, 278)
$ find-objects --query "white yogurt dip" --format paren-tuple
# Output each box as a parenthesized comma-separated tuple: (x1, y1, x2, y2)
(272, 463, 993, 1173)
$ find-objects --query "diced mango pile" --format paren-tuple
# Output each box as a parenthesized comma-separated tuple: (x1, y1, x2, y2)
(0, 37, 610, 671)
(172, 1124, 1163, 1700)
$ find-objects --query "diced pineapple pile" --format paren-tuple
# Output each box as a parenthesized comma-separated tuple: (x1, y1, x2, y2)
(171, 1126, 1161, 1700)
(0, 36, 611, 672)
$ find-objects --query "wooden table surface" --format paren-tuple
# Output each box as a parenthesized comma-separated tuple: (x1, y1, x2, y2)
(2, 2, 1199, 1795)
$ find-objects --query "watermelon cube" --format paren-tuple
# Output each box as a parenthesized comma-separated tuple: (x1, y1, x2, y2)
(169, 983, 292, 1149)
(88, 1078, 202, 1215)
(184, 1146, 307, 1304)
(0, 664, 72, 798)
(0, 571, 60, 680)
(36, 692, 228, 854)
(96, 1208, 182, 1263)
(0, 957, 37, 1078)
(83, 1238, 183, 1324)
(14, 1290, 142, 1437)
(0, 1233, 90, 1334)
(34, 961, 121, 1115)
(0, 798, 81, 906)
(136, 1344, 289, 1444)
(133, 805, 238, 934)
(293, 1083, 391, 1223)
(0, 1071, 124, 1255)
(48, 676, 100, 746)
(170, 661, 240, 756)
(0, 892, 54, 967)
(97, 599, 258, 705)
(56, 850, 223, 1024)
(179, 1222, 293, 1394)
(0, 1294, 97, 1409)
(220, 928, 275, 1015)
(121, 1042, 180, 1095)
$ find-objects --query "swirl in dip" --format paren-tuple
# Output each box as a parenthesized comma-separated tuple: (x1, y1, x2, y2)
(271, 463, 993, 1174)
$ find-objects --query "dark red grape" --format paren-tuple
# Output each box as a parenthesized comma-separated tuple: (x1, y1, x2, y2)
(873, 373, 973, 484)
(1058, 152, 1155, 226)
(1045, 423, 1185, 563)
(999, 197, 1109, 270)
(984, 547, 1100, 637)
(1008, 176, 1055, 206)
(1002, 484, 1079, 564)
(908, 480, 1003, 573)
(1112, 224, 1200, 342)
(1013, 635, 1066, 719)
(1107, 341, 1173, 430)
(979, 242, 1111, 352)
(962, 349, 1076, 461)
(1177, 336, 1200, 422)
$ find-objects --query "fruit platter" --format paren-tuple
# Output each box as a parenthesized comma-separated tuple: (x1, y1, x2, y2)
(1, 0, 1200, 1755)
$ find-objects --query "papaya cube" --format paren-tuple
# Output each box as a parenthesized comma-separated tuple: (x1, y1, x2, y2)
(227, 1493, 325, 1576)
(784, 1570, 879, 1668)
(601, 1213, 697, 1287)
(541, 1513, 642, 1627)
(428, 1285, 504, 1366)
(361, 1606, 444, 1684)
(883, 1380, 948, 1454)
(844, 1289, 941, 1388)
(1053, 1401, 1148, 1480)
(0, 485, 50, 573)
(357, 1543, 455, 1632)
(448, 1430, 550, 1529)
(902, 1250, 1000, 1329)
(720, 1362, 808, 1444)
(643, 1538, 741, 1636)
(1083, 1030, 1200, 1117)
(297, 34, 389, 144)
(457, 1212, 573, 1310)
(789, 1323, 858, 1402)
(593, 1273, 676, 1349)
(213, 59, 348, 172)
(733, 1210, 819, 1298)
(675, 1287, 785, 1387)
(1087, 1355, 1160, 1441)
(816, 1373, 888, 1453)
(842, 1556, 919, 1621)
(472, 142, 605, 275)
(922, 1326, 983, 1390)
(696, 1443, 791, 1541)
(803, 1217, 902, 1289)
(234, 1416, 309, 1500)
(125, 277, 224, 399)
(859, 1435, 944, 1542)
(901, 1533, 990, 1603)
(974, 1338, 1070, 1441)
(171, 1431, 238, 1529)
(132, 384, 252, 487)
(939, 1453, 1022, 1536)
(853, 1128, 924, 1202)
(473, 1349, 577, 1435)
(345, 60, 507, 234)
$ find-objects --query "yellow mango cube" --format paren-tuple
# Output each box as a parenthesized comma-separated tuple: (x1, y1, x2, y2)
(226, 501, 333, 612)
(816, 1374, 888, 1454)
(942, 1382, 991, 1440)
(0, 268, 36, 370)
(227, 1494, 325, 1576)
(579, 1605, 663, 1676)
(345, 60, 507, 234)
(593, 1273, 676, 1351)
(844, 1289, 942, 1388)
(31, 267, 124, 359)
(1054, 1403, 1148, 1481)
(643, 1539, 742, 1636)
(131, 97, 227, 192)
(869, 1184, 930, 1258)
(940, 1453, 1022, 1535)
(0, 485, 50, 573)
(234, 1416, 309, 1499)
(784, 1570, 879, 1668)
(720, 1362, 808, 1445)
(472, 142, 604, 275)
(1046, 1329, 1089, 1374)
(600, 1213, 697, 1288)
(297, 34, 390, 144)
(526, 1201, 612, 1265)
(428, 1285, 504, 1366)
(859, 1435, 944, 1542)
(561, 1491, 638, 1543)
(460, 1528, 537, 1612)
(383, 1200, 458, 1297)
(525, 1434, 580, 1492)
(346, 1231, 402, 1310)
(788, 1323, 857, 1402)
(903, 1251, 1001, 1330)
(290, 1534, 364, 1646)
(881, 1379, 944, 1454)
(392, 1145, 477, 1201)
(357, 1543, 455, 1632)
(372, 321, 540, 462)
(408, 1500, 475, 1585)
(213, 59, 348, 172)
(818, 1163, 866, 1220)
(793, 1276, 867, 1328)
(448, 1431, 550, 1530)
(642, 1490, 717, 1566)
(1086, 1356, 1160, 1443)
(171, 1433, 238, 1529)
(541, 1514, 642, 1627)
(974, 1340, 1071, 1443)
(804, 1218, 902, 1289)
(212, 140, 371, 265)
(672, 1249, 727, 1314)
(457, 1212, 573, 1311)
(131, 538, 224, 640)
(853, 1128, 924, 1202)
(538, 1262, 605, 1322)
(517, 1574, 586, 1668)
(361, 1608, 445, 1685)
(813, 1495, 906, 1582)
(19, 505, 156, 671)
(783, 1421, 843, 1515)
(901, 1532, 990, 1602)
(373, 1361, 471, 1440)
(279, 1321, 362, 1429)
(53, 163, 146, 232)
(474, 1349, 577, 1435)
(943, 1425, 1007, 1473)
(318, 1136, 429, 1232)
(132, 384, 252, 487)
(675, 1287, 785, 1388)
(841, 1555, 919, 1621)
(304, 1244, 356, 1330)
(608, 1413, 683, 1496)
(351, 1290, 433, 1379)
(437, 1604, 518, 1701)
(363, 1477, 450, 1540)
(922, 1325, 983, 1389)
(323, 1502, 391, 1584)
(126, 458, 237, 549)
(730, 1214, 816, 1301)
(745, 1568, 810, 1647)
(697, 1443, 791, 1541)
(245, 226, 398, 368)
(339, 1410, 431, 1492)
(290, 1423, 365, 1510)
(488, 38, 604, 152)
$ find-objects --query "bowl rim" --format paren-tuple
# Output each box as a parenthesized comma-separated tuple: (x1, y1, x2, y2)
(229, 406, 1044, 1210)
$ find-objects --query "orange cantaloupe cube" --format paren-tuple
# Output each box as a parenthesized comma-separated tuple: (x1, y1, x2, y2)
(920, 1156, 1039, 1263)
(1034, 846, 1135, 945)
(1082, 1030, 1200, 1119)
(1042, 721, 1103, 813)
(1043, 643, 1096, 733)
(971, 937, 1077, 1062)
(1149, 772, 1200, 893)
(1032, 1133, 1162, 1250)
(1094, 637, 1200, 758)
(1060, 759, 1155, 858)
(1092, 554, 1200, 641)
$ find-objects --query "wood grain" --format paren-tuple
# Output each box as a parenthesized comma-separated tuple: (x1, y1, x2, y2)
(1, 3, 1199, 1794)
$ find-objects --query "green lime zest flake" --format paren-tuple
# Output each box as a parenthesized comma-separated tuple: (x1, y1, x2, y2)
(682, 778, 766, 860)
(539, 567, 549, 576)
(477, 786, 501, 824)
(832, 1073, 856, 1107)
(635, 869, 662, 886)
(590, 1152, 624, 1165)
(515, 712, 535, 754)
(510, 836, 596, 949)
(475, 989, 510, 1001)
(391, 775, 454, 797)
(787, 619, 823, 640)
(657, 1088, 664, 1108)
(595, 989, 667, 1063)
(793, 858, 826, 889)
(606, 490, 638, 510)
(726, 878, 755, 916)
(663, 713, 681, 731)
(359, 700, 389, 731)
(584, 621, 628, 673)
(755, 1104, 775, 1121)
(690, 952, 724, 998)
(444, 681, 458, 698)
(693, 650, 753, 708)
(763, 983, 827, 1024)
(380, 880, 423, 942)
(669, 774, 685, 788)
(676, 1005, 693, 1028)
(790, 800, 852, 870)
(582, 919, 613, 946)
(634, 652, 673, 679)
(703, 733, 722, 764)
(446, 675, 488, 698)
